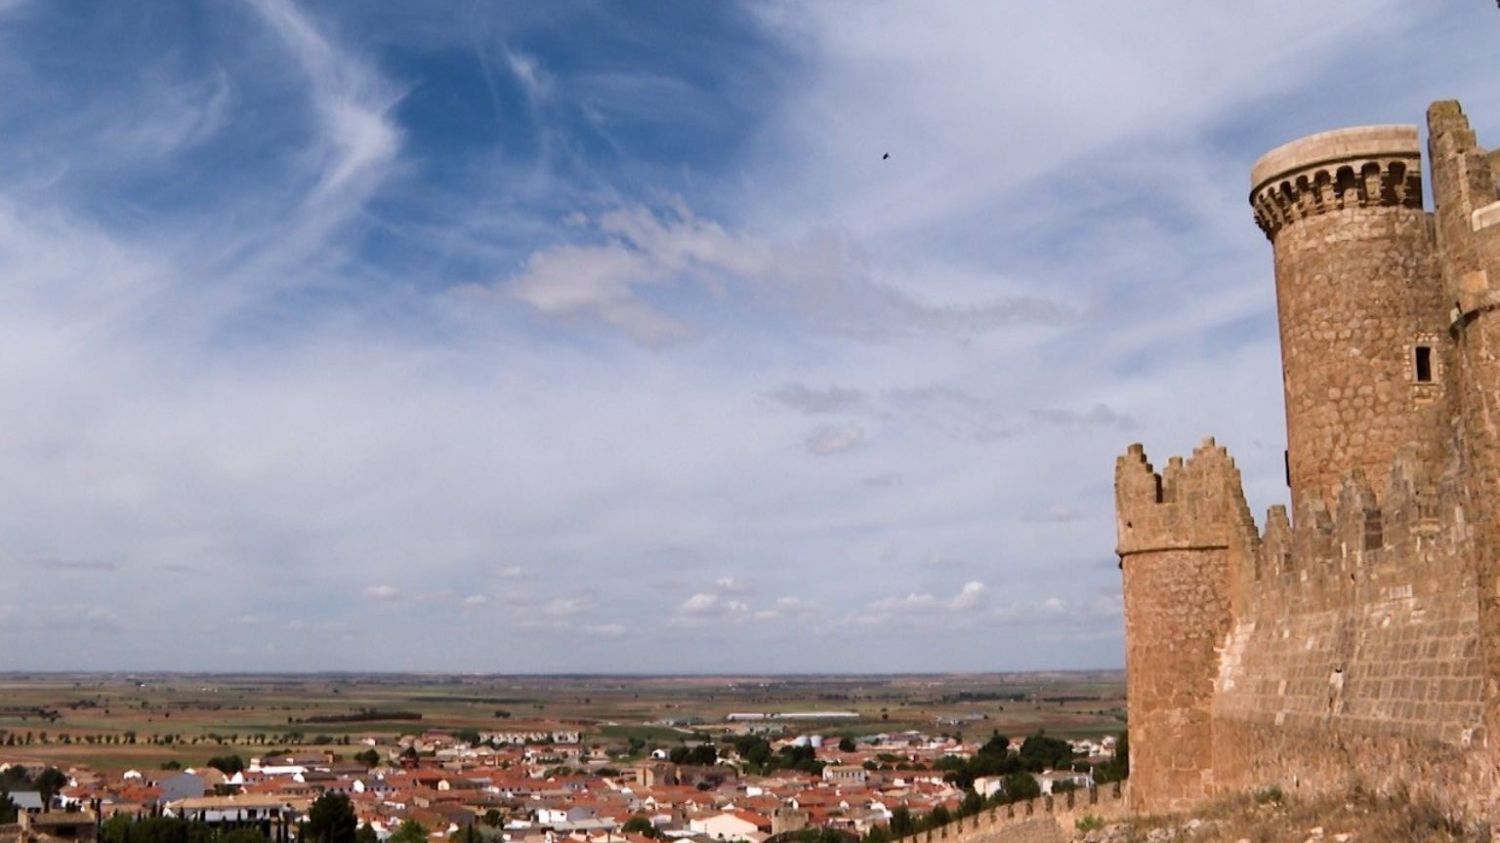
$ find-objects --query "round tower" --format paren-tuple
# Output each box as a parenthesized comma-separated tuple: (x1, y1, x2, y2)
(1251, 126, 1449, 518)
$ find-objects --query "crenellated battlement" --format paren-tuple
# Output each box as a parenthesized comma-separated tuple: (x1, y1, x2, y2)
(1249, 125, 1424, 241)
(1117, 442, 1460, 617)
(1115, 438, 1256, 559)
(1243, 452, 1464, 612)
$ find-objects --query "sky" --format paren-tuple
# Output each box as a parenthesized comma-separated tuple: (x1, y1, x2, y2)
(1, 1, 1498, 673)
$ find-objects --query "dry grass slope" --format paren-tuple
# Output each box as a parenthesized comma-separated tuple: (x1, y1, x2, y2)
(1084, 790, 1479, 843)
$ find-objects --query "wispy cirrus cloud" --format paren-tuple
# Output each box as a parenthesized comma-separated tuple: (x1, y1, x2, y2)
(491, 204, 1072, 346)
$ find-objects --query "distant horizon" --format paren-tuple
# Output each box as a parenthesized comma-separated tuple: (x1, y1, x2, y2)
(0, 669, 1125, 679)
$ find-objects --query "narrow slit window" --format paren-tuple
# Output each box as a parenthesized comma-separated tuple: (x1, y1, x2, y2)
(1415, 346, 1433, 383)
(1363, 508, 1383, 551)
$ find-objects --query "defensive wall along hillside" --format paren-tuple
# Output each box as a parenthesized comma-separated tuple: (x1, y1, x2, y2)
(887, 784, 1129, 843)
(1116, 100, 1500, 824)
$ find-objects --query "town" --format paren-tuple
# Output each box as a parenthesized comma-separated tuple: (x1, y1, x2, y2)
(0, 675, 1125, 843)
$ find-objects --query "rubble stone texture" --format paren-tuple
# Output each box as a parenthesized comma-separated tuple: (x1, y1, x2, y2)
(1117, 100, 1500, 823)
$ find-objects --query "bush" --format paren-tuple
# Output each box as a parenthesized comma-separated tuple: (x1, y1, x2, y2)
(621, 815, 657, 838)
(389, 820, 428, 843)
(1255, 785, 1284, 806)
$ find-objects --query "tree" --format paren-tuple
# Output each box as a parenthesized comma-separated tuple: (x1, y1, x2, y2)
(1017, 733, 1075, 773)
(389, 819, 428, 843)
(1093, 731, 1129, 784)
(864, 825, 890, 843)
(622, 815, 657, 838)
(482, 810, 503, 828)
(455, 729, 482, 746)
(35, 768, 68, 806)
(100, 816, 216, 843)
(207, 754, 245, 775)
(0, 791, 17, 824)
(924, 806, 950, 830)
(353, 749, 381, 767)
(838, 737, 856, 753)
(219, 829, 267, 843)
(1002, 773, 1041, 802)
(959, 790, 983, 817)
(304, 792, 358, 843)
(99, 814, 132, 843)
(356, 824, 378, 843)
(888, 807, 915, 838)
(667, 744, 716, 766)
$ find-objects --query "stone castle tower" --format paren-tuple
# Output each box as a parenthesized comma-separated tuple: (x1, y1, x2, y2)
(1117, 101, 1500, 820)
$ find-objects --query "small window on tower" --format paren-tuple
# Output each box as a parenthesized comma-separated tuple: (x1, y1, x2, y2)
(1414, 345, 1433, 383)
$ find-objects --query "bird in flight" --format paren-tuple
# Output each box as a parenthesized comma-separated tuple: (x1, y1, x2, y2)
(882, 153, 890, 160)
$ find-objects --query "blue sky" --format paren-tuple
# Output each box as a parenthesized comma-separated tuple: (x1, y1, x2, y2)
(2, 1, 1498, 672)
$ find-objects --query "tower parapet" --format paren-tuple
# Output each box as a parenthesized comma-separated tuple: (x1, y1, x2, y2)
(1250, 126, 1423, 241)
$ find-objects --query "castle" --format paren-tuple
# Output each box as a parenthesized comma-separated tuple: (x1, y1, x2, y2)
(1116, 101, 1500, 821)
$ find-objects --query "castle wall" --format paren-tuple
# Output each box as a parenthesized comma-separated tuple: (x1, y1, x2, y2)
(1116, 101, 1500, 824)
(1210, 467, 1486, 815)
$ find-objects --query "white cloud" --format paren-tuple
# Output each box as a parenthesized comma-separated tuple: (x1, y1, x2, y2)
(950, 581, 986, 611)
(461, 594, 490, 608)
(674, 591, 749, 622)
(364, 584, 399, 601)
(493, 204, 1070, 345)
(540, 598, 587, 617)
(866, 581, 987, 618)
(714, 576, 751, 594)
(755, 596, 821, 621)
(678, 592, 720, 616)
(504, 48, 552, 101)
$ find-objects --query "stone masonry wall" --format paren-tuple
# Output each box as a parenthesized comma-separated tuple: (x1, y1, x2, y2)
(1121, 547, 1228, 813)
(1429, 101, 1500, 821)
(1210, 459, 1487, 815)
(890, 785, 1128, 843)
(1269, 207, 1448, 516)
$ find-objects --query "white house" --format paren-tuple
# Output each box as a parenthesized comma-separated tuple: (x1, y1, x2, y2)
(689, 811, 766, 842)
